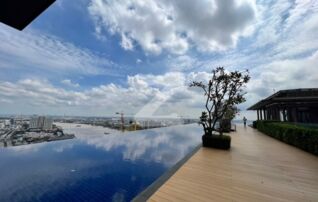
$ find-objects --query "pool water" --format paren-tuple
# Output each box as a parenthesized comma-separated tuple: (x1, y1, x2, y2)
(0, 124, 201, 202)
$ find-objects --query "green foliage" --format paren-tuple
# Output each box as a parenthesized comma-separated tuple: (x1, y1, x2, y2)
(219, 119, 232, 132)
(255, 121, 318, 155)
(293, 123, 318, 130)
(190, 67, 250, 136)
(199, 111, 209, 135)
(200, 111, 208, 123)
(252, 121, 258, 128)
(223, 105, 238, 120)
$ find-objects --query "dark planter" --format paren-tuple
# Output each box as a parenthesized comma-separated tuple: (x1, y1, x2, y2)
(252, 121, 258, 128)
(202, 134, 231, 150)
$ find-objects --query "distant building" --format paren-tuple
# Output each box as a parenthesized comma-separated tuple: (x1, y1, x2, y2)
(29, 117, 38, 128)
(30, 116, 53, 130)
(248, 88, 318, 123)
(4, 120, 10, 127)
(43, 117, 53, 130)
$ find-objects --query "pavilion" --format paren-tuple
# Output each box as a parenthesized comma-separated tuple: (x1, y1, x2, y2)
(247, 88, 318, 123)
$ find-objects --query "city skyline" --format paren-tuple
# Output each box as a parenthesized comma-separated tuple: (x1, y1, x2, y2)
(1, 0, 318, 119)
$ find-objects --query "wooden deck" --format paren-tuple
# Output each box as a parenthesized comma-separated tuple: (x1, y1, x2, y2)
(149, 125, 318, 202)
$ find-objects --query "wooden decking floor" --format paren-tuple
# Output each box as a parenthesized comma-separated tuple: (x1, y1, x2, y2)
(149, 125, 318, 202)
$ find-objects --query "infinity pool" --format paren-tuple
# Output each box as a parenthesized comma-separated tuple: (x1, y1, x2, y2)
(0, 124, 201, 202)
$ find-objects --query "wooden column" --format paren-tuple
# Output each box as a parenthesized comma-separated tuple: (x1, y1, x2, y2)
(291, 108, 297, 122)
(274, 108, 279, 121)
(294, 108, 298, 122)
(275, 108, 278, 120)
(257, 110, 260, 120)
(264, 109, 267, 120)
(261, 109, 264, 120)
(282, 109, 287, 122)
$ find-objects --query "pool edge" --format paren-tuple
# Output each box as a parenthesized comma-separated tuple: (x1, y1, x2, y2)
(132, 144, 202, 202)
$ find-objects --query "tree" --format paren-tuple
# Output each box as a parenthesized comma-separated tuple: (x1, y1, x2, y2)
(223, 105, 239, 120)
(220, 105, 239, 133)
(190, 67, 250, 136)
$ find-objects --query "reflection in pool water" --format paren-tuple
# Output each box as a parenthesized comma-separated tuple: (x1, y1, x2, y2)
(0, 124, 201, 202)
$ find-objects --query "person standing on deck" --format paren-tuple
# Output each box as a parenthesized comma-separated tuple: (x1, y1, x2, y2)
(243, 117, 247, 127)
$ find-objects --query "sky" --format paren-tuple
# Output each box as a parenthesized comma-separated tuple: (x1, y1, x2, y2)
(0, 0, 318, 120)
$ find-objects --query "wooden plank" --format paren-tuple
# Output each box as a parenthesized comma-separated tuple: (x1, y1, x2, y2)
(148, 125, 318, 202)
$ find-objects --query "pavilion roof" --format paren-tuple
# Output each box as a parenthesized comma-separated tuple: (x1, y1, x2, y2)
(247, 88, 318, 110)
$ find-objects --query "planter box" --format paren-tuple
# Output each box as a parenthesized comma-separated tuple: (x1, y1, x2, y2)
(202, 134, 231, 150)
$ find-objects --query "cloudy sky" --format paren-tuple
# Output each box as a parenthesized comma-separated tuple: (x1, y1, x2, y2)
(0, 0, 317, 119)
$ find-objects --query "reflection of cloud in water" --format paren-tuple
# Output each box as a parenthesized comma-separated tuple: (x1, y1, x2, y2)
(0, 123, 202, 201)
(0, 155, 110, 202)
(53, 142, 74, 153)
(56, 122, 120, 136)
(7, 142, 47, 153)
(6, 140, 74, 154)
(112, 189, 126, 202)
(6, 123, 201, 167)
(72, 124, 201, 167)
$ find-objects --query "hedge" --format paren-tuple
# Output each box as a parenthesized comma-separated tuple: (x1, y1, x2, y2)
(255, 121, 318, 156)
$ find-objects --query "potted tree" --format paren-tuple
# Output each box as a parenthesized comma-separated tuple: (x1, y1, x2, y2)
(190, 67, 250, 150)
(219, 105, 239, 133)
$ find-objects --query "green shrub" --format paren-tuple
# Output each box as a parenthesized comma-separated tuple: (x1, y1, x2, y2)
(252, 121, 258, 128)
(256, 121, 318, 155)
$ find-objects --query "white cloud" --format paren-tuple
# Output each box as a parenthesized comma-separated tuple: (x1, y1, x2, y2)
(0, 72, 205, 117)
(255, 51, 318, 91)
(167, 55, 200, 72)
(164, 1, 318, 78)
(252, 0, 318, 57)
(1, 0, 318, 122)
(61, 79, 80, 88)
(136, 58, 142, 64)
(1, 45, 316, 119)
(0, 25, 120, 78)
(120, 33, 134, 50)
(244, 50, 318, 111)
(0, 98, 12, 104)
(88, 0, 257, 54)
(284, 0, 318, 30)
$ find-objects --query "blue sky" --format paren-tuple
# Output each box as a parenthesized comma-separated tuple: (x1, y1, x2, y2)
(0, 0, 318, 119)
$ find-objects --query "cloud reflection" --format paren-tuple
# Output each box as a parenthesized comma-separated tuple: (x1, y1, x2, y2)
(0, 124, 202, 201)
(71, 124, 202, 167)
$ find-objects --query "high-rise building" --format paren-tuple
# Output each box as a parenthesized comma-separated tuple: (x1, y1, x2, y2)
(43, 117, 53, 130)
(29, 116, 53, 130)
(29, 117, 39, 128)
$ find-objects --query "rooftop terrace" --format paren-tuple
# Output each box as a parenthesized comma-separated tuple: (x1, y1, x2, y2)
(149, 125, 318, 201)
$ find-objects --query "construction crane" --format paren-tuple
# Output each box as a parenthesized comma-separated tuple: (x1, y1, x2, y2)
(115, 112, 139, 131)
(116, 112, 125, 131)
